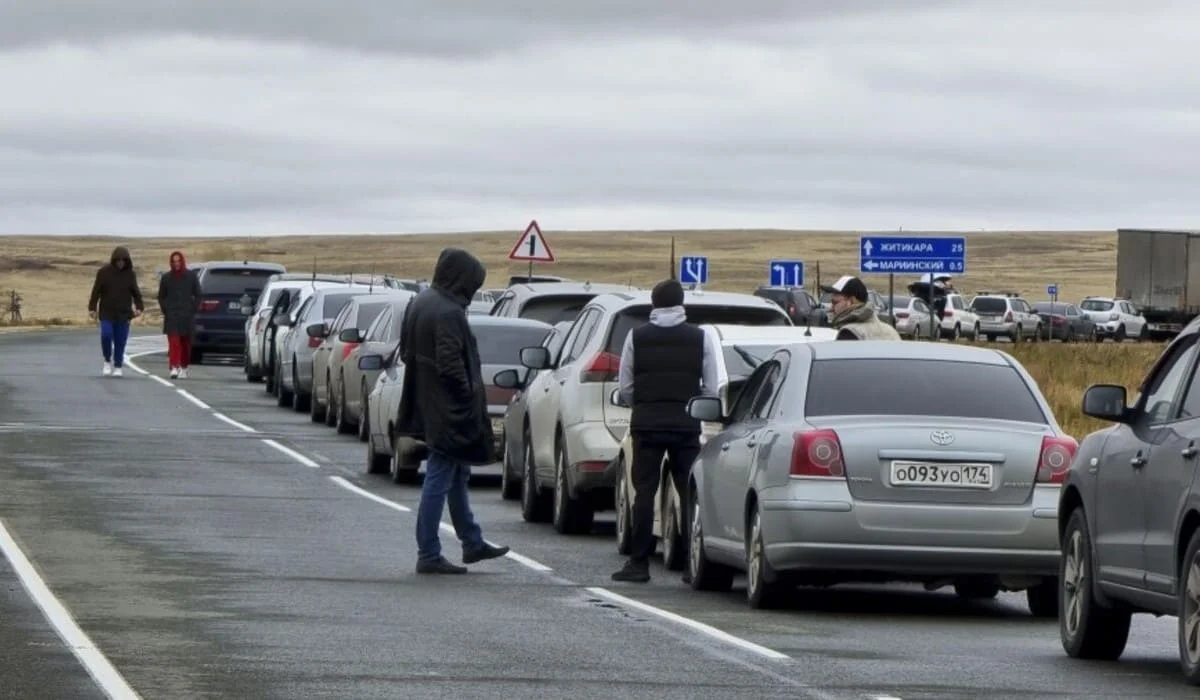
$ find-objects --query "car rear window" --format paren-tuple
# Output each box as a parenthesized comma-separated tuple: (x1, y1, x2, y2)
(200, 268, 278, 296)
(517, 295, 595, 324)
(1080, 299, 1114, 311)
(722, 344, 782, 380)
(606, 305, 789, 354)
(805, 358, 1046, 423)
(970, 297, 1009, 314)
(475, 326, 552, 366)
(1032, 302, 1068, 314)
(321, 292, 360, 318)
(754, 289, 789, 306)
(355, 301, 390, 329)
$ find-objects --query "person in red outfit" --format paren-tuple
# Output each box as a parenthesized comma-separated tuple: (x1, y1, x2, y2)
(157, 251, 201, 379)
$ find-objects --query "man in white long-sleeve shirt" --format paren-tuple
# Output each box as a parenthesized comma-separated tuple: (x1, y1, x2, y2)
(611, 279, 720, 583)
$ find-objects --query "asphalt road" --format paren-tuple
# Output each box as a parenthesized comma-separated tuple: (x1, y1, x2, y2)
(0, 328, 1193, 699)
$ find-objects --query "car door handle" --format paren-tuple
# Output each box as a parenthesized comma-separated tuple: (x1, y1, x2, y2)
(1131, 452, 1147, 468)
(745, 438, 756, 448)
(1183, 443, 1198, 459)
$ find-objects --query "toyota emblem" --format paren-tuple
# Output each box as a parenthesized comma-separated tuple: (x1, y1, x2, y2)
(930, 430, 955, 446)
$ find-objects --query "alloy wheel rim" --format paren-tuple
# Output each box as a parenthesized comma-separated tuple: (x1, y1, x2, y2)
(748, 518, 762, 597)
(553, 450, 564, 520)
(1186, 555, 1200, 665)
(1063, 529, 1086, 638)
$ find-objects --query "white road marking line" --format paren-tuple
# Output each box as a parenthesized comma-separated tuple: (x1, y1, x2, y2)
(176, 389, 210, 410)
(261, 439, 320, 469)
(211, 412, 258, 433)
(149, 375, 173, 388)
(0, 518, 142, 700)
(869, 696, 903, 700)
(582, 586, 790, 661)
(435, 522, 554, 572)
(329, 476, 411, 512)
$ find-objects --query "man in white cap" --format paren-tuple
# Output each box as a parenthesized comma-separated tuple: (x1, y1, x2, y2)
(821, 275, 901, 341)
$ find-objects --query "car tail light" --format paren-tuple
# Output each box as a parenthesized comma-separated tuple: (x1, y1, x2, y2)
(1052, 315, 1067, 325)
(788, 303, 797, 316)
(307, 335, 323, 349)
(790, 430, 846, 478)
(1004, 310, 1014, 322)
(341, 342, 359, 361)
(580, 352, 620, 383)
(1036, 436, 1078, 484)
(199, 300, 220, 312)
(942, 309, 954, 319)
(895, 311, 910, 319)
(1109, 313, 1119, 321)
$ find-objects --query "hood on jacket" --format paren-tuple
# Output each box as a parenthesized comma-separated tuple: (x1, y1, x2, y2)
(110, 246, 133, 269)
(649, 305, 686, 327)
(431, 248, 486, 306)
(169, 250, 187, 276)
(830, 301, 877, 328)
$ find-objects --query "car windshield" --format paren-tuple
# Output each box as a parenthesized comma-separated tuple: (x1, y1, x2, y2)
(201, 268, 278, 296)
(970, 297, 1009, 314)
(1032, 302, 1068, 314)
(517, 295, 596, 324)
(475, 325, 553, 366)
(1080, 299, 1114, 311)
(805, 358, 1047, 423)
(606, 305, 789, 354)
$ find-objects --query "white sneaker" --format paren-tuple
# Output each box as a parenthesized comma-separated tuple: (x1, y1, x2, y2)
(178, 368, 188, 379)
(112, 367, 123, 377)
(102, 362, 113, 377)
(169, 367, 179, 379)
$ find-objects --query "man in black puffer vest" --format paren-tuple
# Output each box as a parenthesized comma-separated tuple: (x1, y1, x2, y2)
(611, 279, 719, 583)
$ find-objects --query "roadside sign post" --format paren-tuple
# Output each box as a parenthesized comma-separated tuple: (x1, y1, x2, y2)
(768, 260, 804, 287)
(859, 235, 967, 341)
(507, 220, 556, 279)
(1047, 283, 1058, 302)
(679, 255, 708, 289)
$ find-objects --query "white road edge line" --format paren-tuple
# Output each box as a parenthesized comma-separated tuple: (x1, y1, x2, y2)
(0, 518, 142, 700)
(212, 412, 258, 433)
(149, 375, 173, 388)
(870, 696, 903, 700)
(582, 586, 791, 661)
(175, 389, 210, 410)
(329, 476, 411, 512)
(261, 439, 320, 469)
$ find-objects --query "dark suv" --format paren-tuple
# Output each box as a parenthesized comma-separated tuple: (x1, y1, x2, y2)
(752, 286, 827, 326)
(192, 261, 286, 363)
(1058, 315, 1200, 684)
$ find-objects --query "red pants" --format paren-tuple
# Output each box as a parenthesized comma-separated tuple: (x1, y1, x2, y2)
(167, 334, 192, 368)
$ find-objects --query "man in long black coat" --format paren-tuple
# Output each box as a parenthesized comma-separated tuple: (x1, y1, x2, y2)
(395, 248, 510, 574)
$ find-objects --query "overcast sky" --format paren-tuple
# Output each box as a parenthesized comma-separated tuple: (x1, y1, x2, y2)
(1, 0, 1196, 236)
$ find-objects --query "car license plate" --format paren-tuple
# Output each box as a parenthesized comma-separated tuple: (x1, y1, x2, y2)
(889, 461, 993, 489)
(228, 301, 242, 311)
(491, 418, 504, 434)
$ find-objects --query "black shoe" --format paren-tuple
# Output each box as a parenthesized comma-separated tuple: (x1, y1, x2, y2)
(416, 558, 467, 574)
(463, 543, 510, 564)
(611, 560, 650, 583)
(681, 572, 692, 585)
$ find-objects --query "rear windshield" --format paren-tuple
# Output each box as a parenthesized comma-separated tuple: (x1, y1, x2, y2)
(475, 326, 552, 365)
(1080, 299, 1114, 311)
(517, 295, 595, 324)
(201, 268, 278, 296)
(805, 358, 1046, 423)
(970, 297, 1009, 314)
(755, 289, 789, 306)
(1032, 302, 1068, 314)
(355, 301, 389, 329)
(722, 344, 785, 380)
(321, 292, 360, 319)
(606, 305, 789, 354)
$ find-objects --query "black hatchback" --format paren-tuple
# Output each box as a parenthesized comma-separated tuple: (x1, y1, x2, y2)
(192, 261, 286, 363)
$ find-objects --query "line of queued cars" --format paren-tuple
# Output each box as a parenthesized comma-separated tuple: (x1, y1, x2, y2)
(206, 264, 1197, 685)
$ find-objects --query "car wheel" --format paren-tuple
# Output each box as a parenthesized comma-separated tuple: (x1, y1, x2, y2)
(950, 323, 961, 341)
(389, 434, 422, 485)
(1115, 324, 1126, 342)
(365, 420, 390, 476)
(1033, 324, 1043, 342)
(661, 491, 686, 571)
(688, 488, 734, 592)
(291, 364, 310, 412)
(746, 505, 784, 609)
(276, 363, 293, 407)
(551, 432, 594, 535)
(1178, 528, 1200, 684)
(499, 429, 521, 501)
(357, 380, 370, 442)
(972, 322, 981, 341)
(1060, 508, 1131, 660)
(335, 377, 354, 434)
(520, 430, 551, 523)
(614, 455, 632, 555)
(324, 375, 338, 427)
(1027, 578, 1058, 617)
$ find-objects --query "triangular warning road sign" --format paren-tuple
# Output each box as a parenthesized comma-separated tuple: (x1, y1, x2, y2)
(508, 220, 556, 262)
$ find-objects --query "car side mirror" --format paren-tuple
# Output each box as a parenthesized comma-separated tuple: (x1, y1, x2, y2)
(492, 368, 522, 390)
(357, 353, 384, 371)
(1081, 384, 1129, 423)
(306, 322, 328, 339)
(273, 312, 291, 327)
(687, 396, 726, 423)
(519, 346, 552, 370)
(338, 328, 362, 343)
(610, 388, 629, 408)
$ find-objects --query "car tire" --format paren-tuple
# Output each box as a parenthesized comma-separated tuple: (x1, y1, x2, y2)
(1027, 577, 1058, 617)
(746, 505, 784, 609)
(1177, 528, 1200, 684)
(291, 364, 310, 412)
(972, 322, 981, 340)
(390, 435, 422, 485)
(1060, 508, 1131, 660)
(309, 375, 326, 422)
(276, 363, 293, 407)
(357, 380, 371, 443)
(614, 455, 632, 555)
(661, 491, 687, 571)
(520, 431, 551, 523)
(335, 377, 354, 434)
(365, 423, 390, 476)
(552, 433, 594, 535)
(324, 375, 338, 427)
(499, 430, 521, 501)
(688, 488, 734, 592)
(190, 348, 204, 365)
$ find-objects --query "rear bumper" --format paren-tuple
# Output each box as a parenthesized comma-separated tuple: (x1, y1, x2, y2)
(193, 325, 246, 352)
(564, 421, 621, 496)
(757, 481, 1059, 577)
(977, 320, 1018, 336)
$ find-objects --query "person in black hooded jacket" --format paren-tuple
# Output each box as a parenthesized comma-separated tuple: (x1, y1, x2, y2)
(395, 248, 510, 574)
(87, 246, 145, 377)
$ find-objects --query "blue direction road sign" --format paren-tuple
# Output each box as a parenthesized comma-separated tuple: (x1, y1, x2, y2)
(769, 260, 804, 287)
(858, 236, 966, 274)
(679, 256, 708, 285)
(1047, 284, 1058, 296)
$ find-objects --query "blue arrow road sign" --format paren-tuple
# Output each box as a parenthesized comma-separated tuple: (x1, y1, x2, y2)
(769, 260, 804, 287)
(679, 256, 708, 285)
(1047, 284, 1058, 296)
(858, 236, 966, 274)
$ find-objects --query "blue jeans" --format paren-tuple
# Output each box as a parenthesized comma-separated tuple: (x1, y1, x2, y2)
(416, 450, 485, 563)
(99, 320, 131, 367)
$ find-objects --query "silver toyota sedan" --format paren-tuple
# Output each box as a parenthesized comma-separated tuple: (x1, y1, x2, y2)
(684, 340, 1075, 617)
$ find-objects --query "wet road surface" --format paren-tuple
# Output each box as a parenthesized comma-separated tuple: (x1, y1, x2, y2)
(0, 329, 1193, 699)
